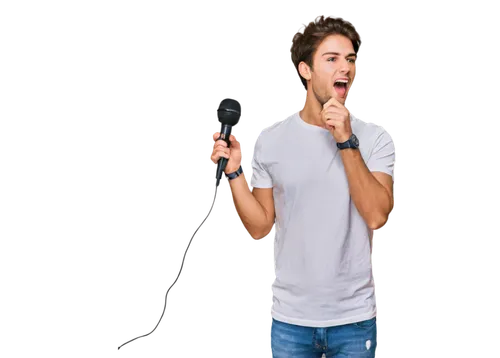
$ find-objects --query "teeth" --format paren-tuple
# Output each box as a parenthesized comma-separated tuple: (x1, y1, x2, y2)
(335, 79, 348, 84)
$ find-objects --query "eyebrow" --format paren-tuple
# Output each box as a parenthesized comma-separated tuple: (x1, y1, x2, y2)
(322, 52, 357, 58)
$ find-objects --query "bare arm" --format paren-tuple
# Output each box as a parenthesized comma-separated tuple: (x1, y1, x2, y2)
(228, 173, 275, 240)
(340, 148, 394, 229)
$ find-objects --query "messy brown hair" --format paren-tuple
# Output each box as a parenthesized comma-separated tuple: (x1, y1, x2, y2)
(291, 16, 361, 90)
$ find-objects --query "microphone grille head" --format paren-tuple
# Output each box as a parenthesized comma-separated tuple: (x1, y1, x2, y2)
(217, 98, 241, 126)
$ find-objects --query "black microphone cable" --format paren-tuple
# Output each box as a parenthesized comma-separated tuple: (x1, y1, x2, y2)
(113, 177, 225, 352)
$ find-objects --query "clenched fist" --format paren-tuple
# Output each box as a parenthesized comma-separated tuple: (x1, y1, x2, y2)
(321, 90, 353, 144)
(211, 132, 242, 174)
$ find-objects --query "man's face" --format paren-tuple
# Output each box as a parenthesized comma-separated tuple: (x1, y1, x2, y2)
(308, 34, 357, 106)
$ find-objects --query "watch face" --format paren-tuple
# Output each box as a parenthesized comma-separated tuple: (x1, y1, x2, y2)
(352, 134, 359, 147)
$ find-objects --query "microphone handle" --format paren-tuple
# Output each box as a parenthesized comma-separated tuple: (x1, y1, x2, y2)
(215, 158, 227, 183)
(216, 124, 232, 186)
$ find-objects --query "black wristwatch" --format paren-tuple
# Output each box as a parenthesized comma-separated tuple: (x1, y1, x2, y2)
(336, 134, 359, 150)
(225, 165, 243, 180)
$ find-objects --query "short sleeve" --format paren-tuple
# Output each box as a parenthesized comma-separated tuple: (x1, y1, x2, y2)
(366, 127, 395, 181)
(250, 132, 273, 188)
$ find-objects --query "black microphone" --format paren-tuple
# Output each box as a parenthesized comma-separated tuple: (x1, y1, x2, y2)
(216, 98, 241, 187)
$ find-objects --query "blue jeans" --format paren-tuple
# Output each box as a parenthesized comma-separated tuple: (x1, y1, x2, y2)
(271, 316, 377, 357)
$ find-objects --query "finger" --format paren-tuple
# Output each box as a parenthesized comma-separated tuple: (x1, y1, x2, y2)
(322, 111, 343, 124)
(211, 150, 222, 162)
(214, 133, 235, 145)
(210, 131, 220, 143)
(322, 94, 343, 110)
(211, 150, 230, 162)
(229, 136, 240, 149)
(322, 97, 339, 110)
(214, 132, 236, 139)
(322, 108, 344, 119)
(214, 146, 230, 156)
(214, 139, 228, 148)
(325, 119, 344, 128)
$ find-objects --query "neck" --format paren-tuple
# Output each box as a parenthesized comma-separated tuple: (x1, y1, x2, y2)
(299, 88, 326, 128)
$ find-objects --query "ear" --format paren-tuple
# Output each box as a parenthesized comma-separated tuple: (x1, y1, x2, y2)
(298, 61, 312, 81)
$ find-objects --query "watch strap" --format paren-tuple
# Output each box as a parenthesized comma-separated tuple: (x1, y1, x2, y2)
(336, 134, 359, 150)
(225, 165, 243, 180)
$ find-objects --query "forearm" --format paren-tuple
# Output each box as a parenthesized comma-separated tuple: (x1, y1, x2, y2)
(340, 149, 392, 229)
(227, 173, 269, 239)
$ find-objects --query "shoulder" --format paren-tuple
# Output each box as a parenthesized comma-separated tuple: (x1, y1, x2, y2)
(256, 112, 298, 144)
(351, 113, 394, 144)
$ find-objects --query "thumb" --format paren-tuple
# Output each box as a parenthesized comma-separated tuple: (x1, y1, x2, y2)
(213, 132, 220, 141)
(229, 135, 240, 148)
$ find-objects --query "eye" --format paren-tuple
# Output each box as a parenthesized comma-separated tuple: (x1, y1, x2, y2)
(327, 57, 356, 63)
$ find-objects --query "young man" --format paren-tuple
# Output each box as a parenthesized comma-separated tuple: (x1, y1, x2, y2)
(211, 16, 395, 358)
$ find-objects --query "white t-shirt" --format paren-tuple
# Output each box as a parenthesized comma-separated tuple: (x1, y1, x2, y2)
(250, 111, 395, 328)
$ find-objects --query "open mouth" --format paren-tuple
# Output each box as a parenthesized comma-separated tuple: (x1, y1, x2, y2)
(334, 79, 349, 98)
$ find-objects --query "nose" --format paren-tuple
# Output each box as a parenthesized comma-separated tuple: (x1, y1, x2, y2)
(339, 58, 350, 74)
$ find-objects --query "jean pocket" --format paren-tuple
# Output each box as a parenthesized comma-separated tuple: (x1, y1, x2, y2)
(353, 316, 376, 329)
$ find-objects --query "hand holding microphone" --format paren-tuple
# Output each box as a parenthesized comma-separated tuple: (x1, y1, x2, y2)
(212, 99, 242, 186)
(211, 132, 241, 174)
